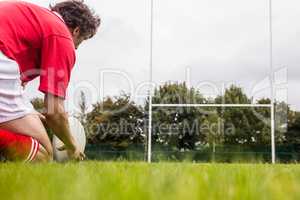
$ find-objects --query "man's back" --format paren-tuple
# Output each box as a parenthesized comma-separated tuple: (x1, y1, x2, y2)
(0, 1, 75, 84)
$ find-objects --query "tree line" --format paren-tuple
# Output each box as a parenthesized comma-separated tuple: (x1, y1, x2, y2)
(31, 82, 300, 162)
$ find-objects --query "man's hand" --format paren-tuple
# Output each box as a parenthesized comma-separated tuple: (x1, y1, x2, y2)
(68, 146, 86, 161)
(57, 144, 86, 161)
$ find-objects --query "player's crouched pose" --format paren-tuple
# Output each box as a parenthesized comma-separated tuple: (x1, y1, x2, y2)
(0, 1, 100, 162)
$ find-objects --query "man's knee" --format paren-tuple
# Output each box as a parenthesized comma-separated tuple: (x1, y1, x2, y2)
(0, 130, 53, 162)
(0, 113, 53, 155)
(34, 145, 53, 162)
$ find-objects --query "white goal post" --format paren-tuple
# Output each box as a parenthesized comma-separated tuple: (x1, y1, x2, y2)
(147, 0, 275, 163)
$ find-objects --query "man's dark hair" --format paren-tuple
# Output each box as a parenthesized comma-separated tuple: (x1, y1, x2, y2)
(50, 0, 101, 38)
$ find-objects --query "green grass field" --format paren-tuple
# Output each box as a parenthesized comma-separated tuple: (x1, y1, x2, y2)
(0, 162, 300, 200)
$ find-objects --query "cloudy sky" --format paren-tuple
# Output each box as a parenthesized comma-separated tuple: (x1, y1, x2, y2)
(24, 0, 300, 112)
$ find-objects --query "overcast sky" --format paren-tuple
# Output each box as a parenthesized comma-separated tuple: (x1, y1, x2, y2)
(24, 0, 300, 113)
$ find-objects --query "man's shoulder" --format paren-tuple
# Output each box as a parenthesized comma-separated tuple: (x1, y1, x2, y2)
(42, 17, 72, 39)
(0, 1, 72, 39)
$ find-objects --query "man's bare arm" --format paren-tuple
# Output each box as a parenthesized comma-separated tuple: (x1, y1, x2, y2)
(43, 93, 76, 151)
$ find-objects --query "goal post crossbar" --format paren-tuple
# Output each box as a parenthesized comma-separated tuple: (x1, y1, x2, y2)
(152, 104, 272, 108)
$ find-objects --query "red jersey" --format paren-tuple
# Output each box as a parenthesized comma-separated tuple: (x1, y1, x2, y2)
(0, 1, 76, 98)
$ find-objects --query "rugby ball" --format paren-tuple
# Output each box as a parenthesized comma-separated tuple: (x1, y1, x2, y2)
(52, 117, 86, 162)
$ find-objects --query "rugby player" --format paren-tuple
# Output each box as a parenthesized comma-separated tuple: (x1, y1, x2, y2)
(0, 0, 101, 162)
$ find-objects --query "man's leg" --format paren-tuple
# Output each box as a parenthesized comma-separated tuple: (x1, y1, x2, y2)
(0, 114, 53, 159)
(0, 51, 53, 160)
(0, 129, 51, 162)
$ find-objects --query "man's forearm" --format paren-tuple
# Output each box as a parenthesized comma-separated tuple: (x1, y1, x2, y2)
(45, 112, 76, 150)
(44, 93, 76, 150)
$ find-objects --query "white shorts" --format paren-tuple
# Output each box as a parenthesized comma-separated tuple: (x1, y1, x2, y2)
(0, 51, 34, 123)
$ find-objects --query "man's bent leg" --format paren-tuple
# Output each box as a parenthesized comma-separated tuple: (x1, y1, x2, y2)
(0, 114, 53, 159)
(0, 129, 51, 162)
(0, 50, 53, 160)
